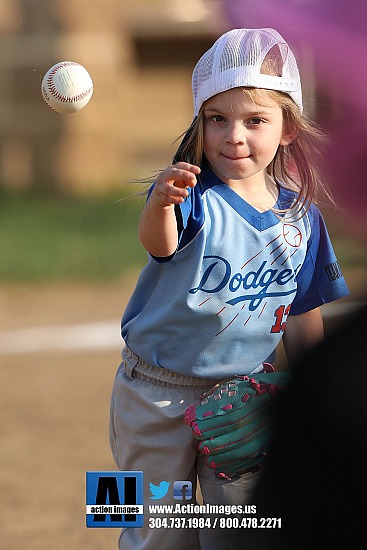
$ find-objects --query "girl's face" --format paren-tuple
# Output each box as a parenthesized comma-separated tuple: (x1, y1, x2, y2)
(203, 87, 291, 188)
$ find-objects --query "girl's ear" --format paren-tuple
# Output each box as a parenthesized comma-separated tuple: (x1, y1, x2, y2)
(280, 114, 299, 145)
(280, 126, 298, 146)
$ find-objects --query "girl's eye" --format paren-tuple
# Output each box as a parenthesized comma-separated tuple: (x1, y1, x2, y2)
(248, 118, 263, 125)
(210, 114, 225, 123)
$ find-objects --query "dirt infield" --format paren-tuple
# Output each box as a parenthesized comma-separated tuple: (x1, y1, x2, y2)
(0, 270, 365, 549)
(0, 278, 137, 550)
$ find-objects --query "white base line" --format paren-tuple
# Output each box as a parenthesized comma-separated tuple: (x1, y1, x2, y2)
(0, 302, 363, 355)
(0, 320, 122, 354)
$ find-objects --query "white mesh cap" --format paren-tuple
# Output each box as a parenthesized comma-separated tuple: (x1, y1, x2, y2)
(192, 28, 303, 116)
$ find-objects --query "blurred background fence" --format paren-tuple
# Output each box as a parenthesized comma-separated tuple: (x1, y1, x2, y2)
(0, 0, 223, 195)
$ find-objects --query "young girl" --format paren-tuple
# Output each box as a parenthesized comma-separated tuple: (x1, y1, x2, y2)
(110, 28, 349, 550)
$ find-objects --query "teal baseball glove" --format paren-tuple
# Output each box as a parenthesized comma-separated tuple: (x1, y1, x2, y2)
(184, 368, 291, 480)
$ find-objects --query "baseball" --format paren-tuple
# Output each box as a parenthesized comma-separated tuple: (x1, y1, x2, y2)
(41, 61, 93, 114)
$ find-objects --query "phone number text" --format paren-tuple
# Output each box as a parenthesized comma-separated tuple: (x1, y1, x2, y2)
(148, 517, 281, 529)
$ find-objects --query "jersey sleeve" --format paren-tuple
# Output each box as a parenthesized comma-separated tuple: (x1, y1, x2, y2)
(289, 205, 349, 315)
(176, 184, 205, 250)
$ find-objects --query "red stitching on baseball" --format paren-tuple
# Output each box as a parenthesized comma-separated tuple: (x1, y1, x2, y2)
(46, 62, 93, 104)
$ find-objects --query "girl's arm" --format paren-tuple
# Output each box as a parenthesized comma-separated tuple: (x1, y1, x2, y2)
(283, 307, 324, 368)
(138, 162, 200, 257)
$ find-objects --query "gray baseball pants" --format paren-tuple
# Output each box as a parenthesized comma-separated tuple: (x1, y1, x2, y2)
(110, 346, 259, 550)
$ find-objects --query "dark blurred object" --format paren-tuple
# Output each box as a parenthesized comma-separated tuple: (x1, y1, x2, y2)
(247, 301, 367, 549)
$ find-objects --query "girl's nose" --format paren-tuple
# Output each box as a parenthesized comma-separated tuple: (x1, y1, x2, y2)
(225, 121, 245, 145)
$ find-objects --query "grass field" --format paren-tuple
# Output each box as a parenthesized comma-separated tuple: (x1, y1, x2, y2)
(0, 189, 148, 282)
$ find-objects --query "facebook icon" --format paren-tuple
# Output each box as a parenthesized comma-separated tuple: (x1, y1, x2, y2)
(173, 481, 193, 501)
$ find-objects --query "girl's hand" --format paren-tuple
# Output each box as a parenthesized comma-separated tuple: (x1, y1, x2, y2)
(152, 162, 201, 207)
(138, 163, 200, 256)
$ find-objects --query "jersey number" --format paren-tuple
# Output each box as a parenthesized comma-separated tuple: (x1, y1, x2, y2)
(271, 304, 291, 333)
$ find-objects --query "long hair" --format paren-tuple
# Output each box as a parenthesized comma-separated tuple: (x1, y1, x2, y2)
(172, 115, 204, 166)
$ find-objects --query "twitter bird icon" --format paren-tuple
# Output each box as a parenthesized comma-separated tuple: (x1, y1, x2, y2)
(149, 481, 170, 500)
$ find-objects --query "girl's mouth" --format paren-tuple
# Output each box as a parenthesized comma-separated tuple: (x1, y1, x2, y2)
(222, 153, 250, 161)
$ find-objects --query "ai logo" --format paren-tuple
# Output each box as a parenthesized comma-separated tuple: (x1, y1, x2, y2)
(86, 471, 144, 528)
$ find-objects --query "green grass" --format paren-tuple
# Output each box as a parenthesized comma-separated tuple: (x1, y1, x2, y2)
(0, 190, 365, 282)
(0, 190, 148, 282)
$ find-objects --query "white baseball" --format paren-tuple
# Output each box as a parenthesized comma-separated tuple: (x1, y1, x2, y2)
(41, 61, 93, 114)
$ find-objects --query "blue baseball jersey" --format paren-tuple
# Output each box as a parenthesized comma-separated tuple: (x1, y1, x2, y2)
(121, 166, 349, 378)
